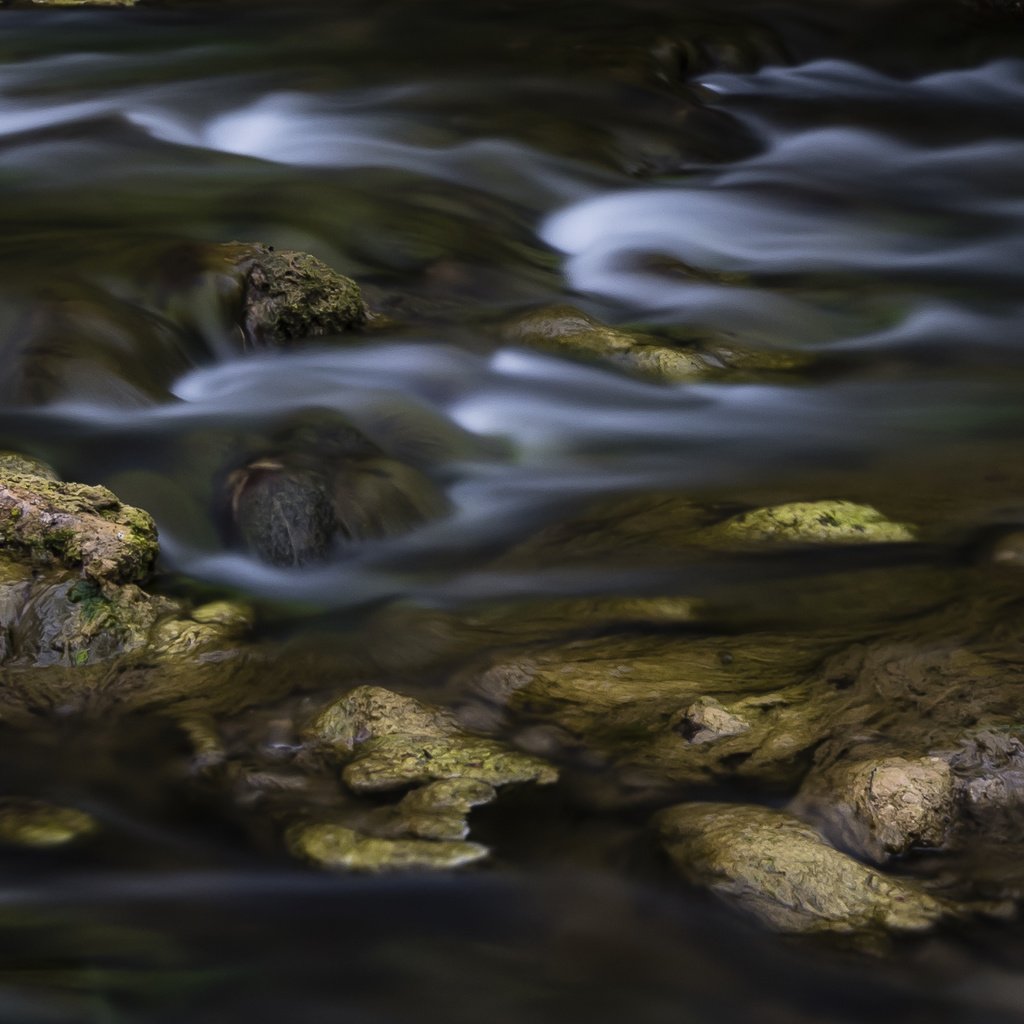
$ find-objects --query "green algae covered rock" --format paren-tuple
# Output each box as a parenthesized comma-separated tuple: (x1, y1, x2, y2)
(465, 631, 840, 791)
(0, 468, 158, 584)
(0, 798, 98, 848)
(304, 685, 557, 794)
(702, 500, 915, 547)
(223, 243, 368, 348)
(287, 822, 488, 872)
(387, 778, 498, 841)
(303, 685, 461, 755)
(502, 305, 716, 383)
(343, 733, 557, 794)
(656, 803, 948, 938)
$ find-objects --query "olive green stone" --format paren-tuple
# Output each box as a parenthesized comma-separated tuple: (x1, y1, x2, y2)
(702, 500, 915, 546)
(304, 685, 461, 756)
(0, 471, 158, 584)
(0, 799, 98, 848)
(656, 803, 947, 937)
(287, 823, 488, 872)
(343, 733, 558, 794)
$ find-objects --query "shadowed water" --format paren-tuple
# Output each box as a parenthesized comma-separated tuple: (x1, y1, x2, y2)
(3, 0, 1024, 1021)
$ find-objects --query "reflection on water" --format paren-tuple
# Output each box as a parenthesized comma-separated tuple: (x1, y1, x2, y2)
(3, 0, 1024, 1020)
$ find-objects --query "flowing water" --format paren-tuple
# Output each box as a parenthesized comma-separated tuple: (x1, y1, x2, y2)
(2, 1, 1024, 1021)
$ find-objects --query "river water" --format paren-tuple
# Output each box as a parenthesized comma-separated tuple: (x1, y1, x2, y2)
(2, 1, 1024, 1021)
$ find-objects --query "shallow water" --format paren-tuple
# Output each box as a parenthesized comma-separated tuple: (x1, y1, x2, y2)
(3, 0, 1024, 1020)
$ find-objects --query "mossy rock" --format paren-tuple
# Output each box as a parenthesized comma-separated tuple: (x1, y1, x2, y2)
(0, 471, 158, 584)
(656, 803, 949, 938)
(303, 685, 461, 755)
(501, 305, 716, 383)
(219, 243, 368, 348)
(701, 500, 915, 547)
(304, 685, 557, 794)
(286, 823, 488, 872)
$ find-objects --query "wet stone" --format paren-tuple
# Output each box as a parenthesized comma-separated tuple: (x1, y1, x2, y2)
(791, 756, 957, 864)
(0, 470, 158, 585)
(702, 500, 915, 546)
(304, 685, 462, 756)
(0, 799, 98, 848)
(656, 803, 949, 939)
(286, 823, 489, 872)
(225, 244, 368, 348)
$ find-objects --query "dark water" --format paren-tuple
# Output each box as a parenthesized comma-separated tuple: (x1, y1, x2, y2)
(3, 1, 1024, 1021)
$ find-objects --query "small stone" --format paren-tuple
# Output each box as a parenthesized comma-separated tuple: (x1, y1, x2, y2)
(342, 734, 558, 794)
(703, 500, 915, 546)
(287, 823, 488, 872)
(792, 756, 956, 863)
(0, 799, 97, 848)
(303, 685, 461, 756)
(225, 244, 368, 348)
(656, 802, 947, 937)
(674, 697, 750, 744)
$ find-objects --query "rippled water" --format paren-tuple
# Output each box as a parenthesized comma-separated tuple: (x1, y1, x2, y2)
(3, 1, 1024, 1021)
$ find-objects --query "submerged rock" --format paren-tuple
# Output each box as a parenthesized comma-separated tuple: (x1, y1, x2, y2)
(0, 799, 98, 848)
(386, 778, 498, 841)
(222, 416, 449, 566)
(464, 631, 840, 791)
(287, 822, 488, 872)
(501, 305, 716, 382)
(791, 756, 957, 864)
(0, 465, 158, 584)
(702, 500, 915, 546)
(500, 305, 810, 383)
(304, 685, 461, 754)
(304, 685, 557, 794)
(656, 803, 948, 938)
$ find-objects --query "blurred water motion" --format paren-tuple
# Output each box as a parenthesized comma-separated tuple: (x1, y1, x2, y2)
(2, 0, 1024, 1021)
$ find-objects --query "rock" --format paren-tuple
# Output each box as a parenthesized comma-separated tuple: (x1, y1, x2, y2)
(675, 697, 751, 745)
(656, 803, 948, 938)
(0, 799, 98, 848)
(0, 468, 158, 584)
(286, 823, 488, 872)
(791, 756, 957, 863)
(464, 632, 840, 790)
(222, 416, 449, 566)
(304, 685, 461, 755)
(225, 244, 368, 348)
(501, 305, 716, 383)
(303, 685, 556, 794)
(0, 453, 59, 481)
(342, 733, 558, 794)
(702, 500, 915, 546)
(385, 778, 498, 841)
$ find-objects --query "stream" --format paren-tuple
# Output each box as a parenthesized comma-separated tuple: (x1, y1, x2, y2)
(2, 1, 1024, 1021)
